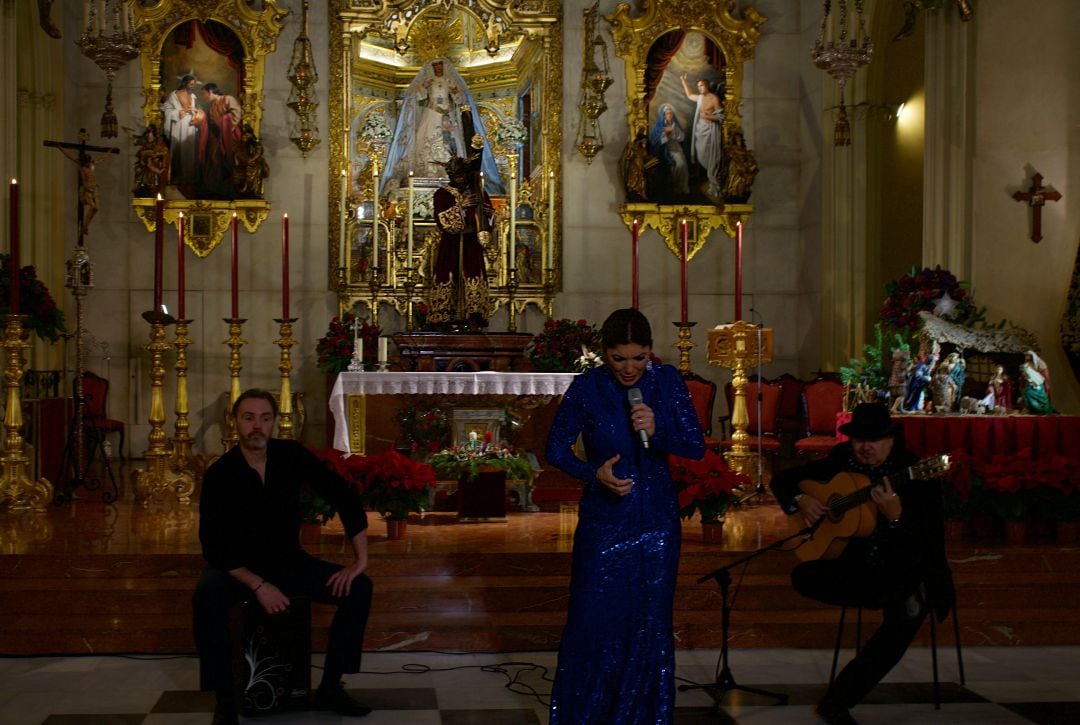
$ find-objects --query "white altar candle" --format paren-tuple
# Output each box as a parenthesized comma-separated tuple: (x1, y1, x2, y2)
(371, 159, 379, 270)
(407, 171, 414, 268)
(339, 169, 347, 271)
(97, 1, 105, 34)
(358, 337, 364, 363)
(83, 2, 90, 33)
(378, 336, 388, 363)
(509, 162, 516, 273)
(547, 171, 555, 270)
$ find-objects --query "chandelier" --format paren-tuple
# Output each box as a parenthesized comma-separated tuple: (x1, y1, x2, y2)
(574, 2, 613, 163)
(287, 0, 320, 157)
(811, 0, 873, 146)
(77, 0, 141, 138)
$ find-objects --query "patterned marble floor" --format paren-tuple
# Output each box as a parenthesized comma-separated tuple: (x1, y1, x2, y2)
(6, 646, 1080, 724)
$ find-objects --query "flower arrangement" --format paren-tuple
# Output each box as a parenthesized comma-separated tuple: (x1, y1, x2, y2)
(670, 450, 750, 523)
(526, 318, 600, 372)
(425, 434, 533, 482)
(493, 116, 529, 146)
(398, 403, 452, 453)
(324, 448, 437, 520)
(359, 111, 393, 141)
(575, 345, 604, 372)
(0, 254, 67, 342)
(316, 311, 380, 373)
(880, 265, 980, 332)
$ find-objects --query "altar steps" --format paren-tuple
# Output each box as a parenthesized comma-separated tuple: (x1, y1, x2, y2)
(2, 543, 1079, 656)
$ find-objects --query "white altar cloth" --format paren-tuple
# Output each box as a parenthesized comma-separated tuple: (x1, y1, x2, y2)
(330, 372, 577, 452)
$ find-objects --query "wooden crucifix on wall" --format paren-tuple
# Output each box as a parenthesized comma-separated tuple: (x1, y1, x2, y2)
(44, 129, 120, 244)
(1012, 171, 1061, 244)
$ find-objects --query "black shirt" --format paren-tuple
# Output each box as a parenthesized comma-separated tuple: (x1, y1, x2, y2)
(199, 438, 368, 575)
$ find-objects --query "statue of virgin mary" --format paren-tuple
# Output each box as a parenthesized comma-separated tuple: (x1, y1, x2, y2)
(380, 58, 504, 195)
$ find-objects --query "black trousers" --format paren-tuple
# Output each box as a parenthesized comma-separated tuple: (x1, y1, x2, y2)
(793, 557, 926, 709)
(193, 552, 373, 692)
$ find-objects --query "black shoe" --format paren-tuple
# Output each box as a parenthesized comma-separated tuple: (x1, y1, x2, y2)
(816, 700, 859, 725)
(314, 682, 372, 717)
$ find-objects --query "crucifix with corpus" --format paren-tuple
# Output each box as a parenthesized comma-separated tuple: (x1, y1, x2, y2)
(43, 128, 120, 243)
(1012, 171, 1062, 244)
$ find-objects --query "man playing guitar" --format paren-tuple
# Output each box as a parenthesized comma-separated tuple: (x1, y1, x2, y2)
(771, 403, 954, 725)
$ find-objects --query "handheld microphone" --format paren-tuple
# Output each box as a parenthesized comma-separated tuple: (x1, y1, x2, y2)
(627, 387, 649, 448)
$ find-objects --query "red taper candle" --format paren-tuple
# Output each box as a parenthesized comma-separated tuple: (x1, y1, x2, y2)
(230, 213, 239, 319)
(281, 213, 290, 319)
(680, 220, 689, 323)
(735, 221, 743, 321)
(631, 218, 640, 309)
(177, 212, 185, 319)
(9, 179, 19, 314)
(153, 194, 164, 313)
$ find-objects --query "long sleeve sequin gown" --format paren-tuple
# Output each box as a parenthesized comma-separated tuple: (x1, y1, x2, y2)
(546, 363, 705, 724)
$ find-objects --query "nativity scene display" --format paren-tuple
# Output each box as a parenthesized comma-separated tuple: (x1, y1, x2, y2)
(333, 1, 560, 331)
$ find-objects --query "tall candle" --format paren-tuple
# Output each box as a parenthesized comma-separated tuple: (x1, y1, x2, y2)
(631, 218, 640, 309)
(154, 194, 164, 313)
(281, 213, 290, 319)
(230, 213, 239, 319)
(407, 172, 414, 268)
(508, 165, 516, 273)
(8, 179, 18, 314)
(547, 171, 555, 270)
(735, 220, 743, 321)
(177, 212, 185, 319)
(378, 336, 388, 363)
(339, 169, 347, 271)
(371, 159, 379, 272)
(680, 220, 689, 324)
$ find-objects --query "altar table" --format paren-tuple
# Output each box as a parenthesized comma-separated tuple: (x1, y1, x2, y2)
(329, 372, 577, 454)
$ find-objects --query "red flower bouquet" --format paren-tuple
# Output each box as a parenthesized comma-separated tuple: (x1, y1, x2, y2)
(0, 254, 66, 342)
(526, 318, 600, 372)
(323, 448, 437, 520)
(670, 450, 750, 523)
(316, 311, 380, 373)
(880, 265, 980, 332)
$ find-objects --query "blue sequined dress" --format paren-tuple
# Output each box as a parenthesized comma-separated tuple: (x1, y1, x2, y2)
(546, 363, 705, 724)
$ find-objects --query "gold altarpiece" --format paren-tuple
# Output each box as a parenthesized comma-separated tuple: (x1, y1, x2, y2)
(607, 0, 764, 257)
(330, 0, 562, 326)
(128, 0, 285, 255)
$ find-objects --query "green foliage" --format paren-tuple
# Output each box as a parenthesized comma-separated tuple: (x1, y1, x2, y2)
(840, 323, 894, 391)
(425, 443, 533, 482)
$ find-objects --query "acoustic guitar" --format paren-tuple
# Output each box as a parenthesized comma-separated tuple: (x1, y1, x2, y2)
(791, 455, 951, 562)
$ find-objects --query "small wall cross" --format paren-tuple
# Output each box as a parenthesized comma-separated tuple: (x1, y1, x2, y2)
(1012, 171, 1061, 243)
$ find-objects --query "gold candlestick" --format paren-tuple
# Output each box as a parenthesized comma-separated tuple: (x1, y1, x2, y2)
(170, 319, 203, 484)
(403, 270, 418, 332)
(221, 318, 247, 451)
(274, 317, 298, 440)
(543, 268, 556, 320)
(0, 315, 52, 512)
(506, 269, 519, 333)
(367, 265, 381, 327)
(673, 321, 696, 375)
(133, 310, 195, 504)
(707, 321, 773, 486)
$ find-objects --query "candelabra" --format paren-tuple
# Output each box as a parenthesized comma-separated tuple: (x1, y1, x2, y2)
(274, 317, 299, 439)
(403, 270, 419, 332)
(673, 321, 696, 375)
(76, 0, 140, 138)
(221, 319, 247, 451)
(133, 309, 195, 505)
(368, 265, 381, 327)
(506, 270, 519, 333)
(811, 0, 874, 146)
(170, 319, 203, 481)
(543, 268, 556, 320)
(0, 316, 52, 512)
(286, 0, 320, 156)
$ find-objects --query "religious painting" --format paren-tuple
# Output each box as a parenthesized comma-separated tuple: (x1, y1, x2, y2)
(608, 0, 765, 258)
(331, 0, 562, 324)
(129, 0, 286, 256)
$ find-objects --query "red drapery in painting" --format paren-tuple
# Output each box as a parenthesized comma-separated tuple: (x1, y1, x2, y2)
(171, 20, 246, 90)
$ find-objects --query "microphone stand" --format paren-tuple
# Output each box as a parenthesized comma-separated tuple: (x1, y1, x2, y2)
(678, 521, 821, 710)
(738, 319, 772, 506)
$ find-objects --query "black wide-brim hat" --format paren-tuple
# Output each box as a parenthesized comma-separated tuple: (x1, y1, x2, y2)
(839, 402, 899, 441)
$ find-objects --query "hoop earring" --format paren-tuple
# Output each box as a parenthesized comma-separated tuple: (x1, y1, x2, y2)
(645, 358, 654, 371)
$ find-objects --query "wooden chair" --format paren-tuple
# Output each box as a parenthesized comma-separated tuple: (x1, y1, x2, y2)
(719, 379, 783, 457)
(774, 372, 805, 444)
(793, 377, 845, 459)
(682, 372, 720, 452)
(80, 371, 125, 460)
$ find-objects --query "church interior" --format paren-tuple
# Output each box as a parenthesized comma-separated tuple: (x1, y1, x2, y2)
(1, 0, 1079, 723)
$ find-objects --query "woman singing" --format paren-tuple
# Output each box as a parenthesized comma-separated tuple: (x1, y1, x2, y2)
(546, 308, 705, 723)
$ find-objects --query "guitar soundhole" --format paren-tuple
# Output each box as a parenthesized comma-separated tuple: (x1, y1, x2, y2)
(826, 494, 844, 523)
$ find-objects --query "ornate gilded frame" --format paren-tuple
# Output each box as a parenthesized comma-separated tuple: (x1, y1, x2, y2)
(128, 0, 287, 256)
(330, 0, 562, 324)
(607, 0, 765, 261)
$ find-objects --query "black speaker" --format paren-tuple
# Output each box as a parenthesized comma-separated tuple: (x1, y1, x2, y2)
(229, 596, 311, 716)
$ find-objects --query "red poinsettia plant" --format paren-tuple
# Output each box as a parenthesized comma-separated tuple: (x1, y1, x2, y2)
(316, 310, 380, 373)
(526, 318, 600, 372)
(670, 450, 750, 523)
(0, 253, 67, 342)
(323, 448, 437, 520)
